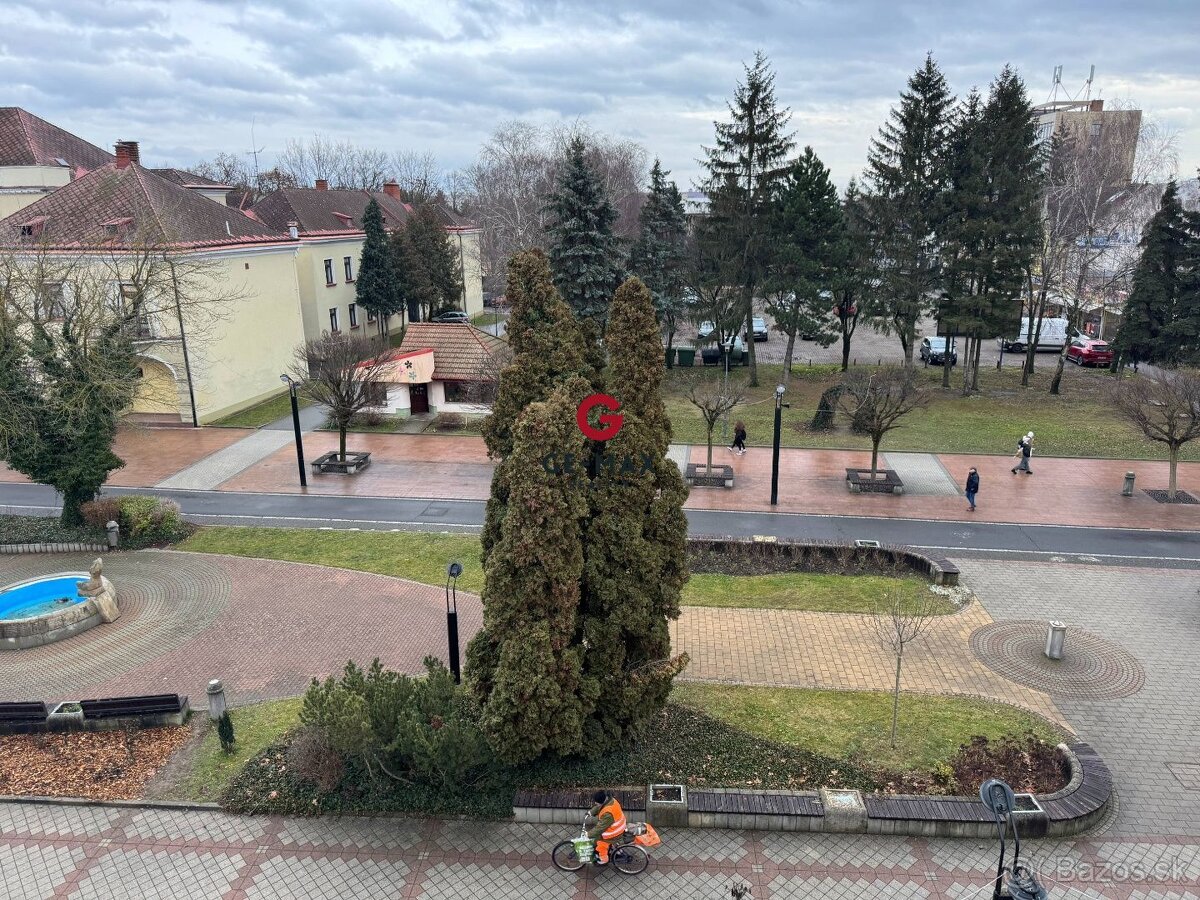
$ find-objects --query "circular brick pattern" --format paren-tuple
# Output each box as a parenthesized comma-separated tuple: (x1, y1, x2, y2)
(969, 620, 1145, 700)
(0, 552, 232, 699)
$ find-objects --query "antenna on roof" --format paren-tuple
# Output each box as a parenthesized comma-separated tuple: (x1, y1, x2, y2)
(1084, 65, 1095, 102)
(1048, 65, 1063, 103)
(245, 116, 264, 193)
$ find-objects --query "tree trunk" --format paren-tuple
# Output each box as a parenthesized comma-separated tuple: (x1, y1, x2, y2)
(339, 424, 348, 462)
(971, 336, 982, 392)
(1048, 345, 1068, 395)
(941, 338, 951, 388)
(870, 436, 881, 478)
(706, 427, 715, 475)
(745, 296, 758, 387)
(59, 486, 92, 527)
(1169, 444, 1179, 500)
(890, 650, 903, 748)
(841, 330, 852, 371)
(782, 331, 797, 385)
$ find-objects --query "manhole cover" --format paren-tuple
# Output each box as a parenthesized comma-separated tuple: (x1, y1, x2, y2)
(969, 620, 1145, 700)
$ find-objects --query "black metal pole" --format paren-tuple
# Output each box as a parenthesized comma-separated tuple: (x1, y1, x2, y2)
(289, 384, 307, 488)
(770, 393, 783, 506)
(446, 576, 461, 683)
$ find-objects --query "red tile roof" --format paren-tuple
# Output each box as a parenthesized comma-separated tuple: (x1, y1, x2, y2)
(151, 168, 233, 190)
(0, 108, 113, 170)
(395, 323, 507, 382)
(0, 162, 291, 251)
(250, 188, 475, 236)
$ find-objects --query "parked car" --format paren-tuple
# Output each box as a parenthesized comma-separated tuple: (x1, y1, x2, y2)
(748, 316, 769, 342)
(919, 336, 958, 366)
(431, 310, 470, 324)
(998, 317, 1069, 352)
(1066, 338, 1114, 367)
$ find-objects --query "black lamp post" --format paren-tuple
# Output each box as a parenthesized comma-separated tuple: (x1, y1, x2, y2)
(770, 383, 788, 506)
(279, 374, 307, 488)
(980, 778, 1048, 900)
(445, 561, 463, 683)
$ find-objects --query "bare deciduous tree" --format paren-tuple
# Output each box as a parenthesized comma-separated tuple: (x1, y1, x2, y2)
(293, 333, 392, 462)
(392, 150, 444, 204)
(685, 376, 745, 475)
(278, 134, 355, 187)
(870, 588, 941, 748)
(1110, 369, 1200, 499)
(838, 367, 930, 477)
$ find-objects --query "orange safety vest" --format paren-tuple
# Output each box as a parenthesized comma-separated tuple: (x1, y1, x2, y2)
(598, 798, 627, 839)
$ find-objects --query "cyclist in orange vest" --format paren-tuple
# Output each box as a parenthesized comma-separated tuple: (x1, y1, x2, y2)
(586, 790, 627, 865)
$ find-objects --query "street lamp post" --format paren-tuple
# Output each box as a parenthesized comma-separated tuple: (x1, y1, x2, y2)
(445, 561, 463, 683)
(980, 778, 1048, 900)
(279, 374, 307, 488)
(722, 335, 732, 439)
(770, 384, 788, 506)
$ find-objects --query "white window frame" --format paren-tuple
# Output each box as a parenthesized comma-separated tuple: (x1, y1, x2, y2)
(344, 256, 354, 282)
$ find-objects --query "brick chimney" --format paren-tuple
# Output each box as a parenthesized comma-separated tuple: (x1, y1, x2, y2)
(286, 221, 299, 239)
(383, 181, 400, 199)
(315, 178, 328, 191)
(114, 141, 140, 169)
(1089, 99, 1104, 112)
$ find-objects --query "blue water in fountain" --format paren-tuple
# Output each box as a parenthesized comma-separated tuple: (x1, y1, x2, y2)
(0, 574, 89, 621)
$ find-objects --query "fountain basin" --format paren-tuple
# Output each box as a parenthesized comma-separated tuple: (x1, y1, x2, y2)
(0, 573, 103, 650)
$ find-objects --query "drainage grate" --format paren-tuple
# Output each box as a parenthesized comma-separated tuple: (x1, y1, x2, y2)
(1143, 489, 1198, 504)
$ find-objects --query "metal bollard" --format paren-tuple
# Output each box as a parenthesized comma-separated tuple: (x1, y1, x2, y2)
(106, 520, 120, 549)
(206, 679, 227, 721)
(1122, 471, 1136, 496)
(1045, 622, 1066, 660)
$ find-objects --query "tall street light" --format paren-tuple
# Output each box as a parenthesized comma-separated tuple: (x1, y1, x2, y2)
(445, 561, 463, 683)
(770, 383, 789, 506)
(279, 374, 307, 488)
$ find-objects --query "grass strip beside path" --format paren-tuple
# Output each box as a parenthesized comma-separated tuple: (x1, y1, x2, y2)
(211, 392, 313, 429)
(177, 526, 485, 593)
(672, 682, 1062, 776)
(683, 572, 956, 614)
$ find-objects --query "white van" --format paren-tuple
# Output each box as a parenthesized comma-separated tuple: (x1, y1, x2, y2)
(998, 317, 1069, 352)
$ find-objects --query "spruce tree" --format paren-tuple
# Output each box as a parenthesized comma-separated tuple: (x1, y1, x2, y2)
(703, 51, 795, 386)
(765, 146, 847, 382)
(403, 204, 465, 319)
(465, 377, 593, 765)
(355, 198, 402, 337)
(545, 136, 623, 324)
(834, 179, 873, 372)
(1115, 181, 1190, 365)
(577, 277, 689, 753)
(864, 54, 955, 366)
(629, 160, 689, 362)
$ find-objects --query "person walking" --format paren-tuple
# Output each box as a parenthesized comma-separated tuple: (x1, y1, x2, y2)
(965, 467, 980, 511)
(1011, 431, 1034, 475)
(728, 420, 747, 456)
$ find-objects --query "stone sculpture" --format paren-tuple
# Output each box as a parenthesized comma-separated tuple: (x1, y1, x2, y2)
(77, 558, 120, 624)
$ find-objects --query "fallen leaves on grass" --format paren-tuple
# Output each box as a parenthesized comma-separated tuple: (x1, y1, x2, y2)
(0, 727, 191, 801)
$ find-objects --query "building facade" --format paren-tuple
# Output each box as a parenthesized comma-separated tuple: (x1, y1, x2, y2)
(0, 108, 114, 219)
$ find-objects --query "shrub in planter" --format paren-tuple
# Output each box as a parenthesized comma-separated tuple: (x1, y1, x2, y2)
(351, 409, 386, 428)
(81, 495, 185, 544)
(301, 657, 494, 793)
(950, 732, 1068, 795)
(287, 725, 345, 793)
(434, 412, 466, 432)
(81, 497, 123, 529)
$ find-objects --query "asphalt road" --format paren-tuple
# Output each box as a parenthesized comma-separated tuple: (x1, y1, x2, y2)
(3, 482, 1198, 568)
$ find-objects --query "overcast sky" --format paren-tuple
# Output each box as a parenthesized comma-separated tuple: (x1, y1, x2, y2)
(4, 0, 1197, 191)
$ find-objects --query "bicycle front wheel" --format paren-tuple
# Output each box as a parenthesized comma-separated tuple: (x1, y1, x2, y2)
(551, 841, 586, 872)
(611, 844, 649, 875)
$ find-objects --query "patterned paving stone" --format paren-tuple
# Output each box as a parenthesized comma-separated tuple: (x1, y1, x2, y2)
(429, 821, 566, 855)
(0, 843, 84, 900)
(276, 815, 422, 851)
(1127, 892, 1200, 900)
(647, 826, 748, 863)
(123, 808, 267, 846)
(1093, 842, 1200, 882)
(66, 848, 242, 900)
(593, 869, 745, 899)
(418, 862, 571, 900)
(0, 803, 122, 839)
(881, 453, 961, 497)
(927, 837, 1084, 874)
(760, 832, 918, 870)
(769, 875, 931, 899)
(245, 855, 408, 900)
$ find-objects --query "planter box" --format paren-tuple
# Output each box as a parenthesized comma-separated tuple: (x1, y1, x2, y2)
(820, 788, 867, 833)
(47, 702, 84, 732)
(312, 451, 372, 475)
(647, 784, 688, 828)
(845, 468, 904, 495)
(676, 347, 696, 367)
(1011, 793, 1049, 838)
(700, 348, 722, 366)
(686, 463, 734, 488)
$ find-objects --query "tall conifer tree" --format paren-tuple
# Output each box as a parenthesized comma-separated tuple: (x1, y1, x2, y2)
(356, 198, 402, 337)
(629, 160, 689, 360)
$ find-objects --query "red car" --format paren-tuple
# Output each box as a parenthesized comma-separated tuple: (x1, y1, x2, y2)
(1067, 338, 1114, 367)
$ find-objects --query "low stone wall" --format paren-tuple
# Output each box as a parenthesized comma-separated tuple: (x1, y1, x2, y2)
(0, 543, 106, 555)
(0, 601, 102, 651)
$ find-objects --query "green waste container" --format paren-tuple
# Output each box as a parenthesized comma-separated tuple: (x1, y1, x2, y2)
(676, 347, 696, 367)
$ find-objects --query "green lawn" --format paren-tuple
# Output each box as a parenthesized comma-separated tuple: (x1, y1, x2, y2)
(177, 527, 485, 593)
(164, 699, 302, 802)
(672, 682, 1062, 775)
(471, 311, 505, 328)
(211, 392, 312, 429)
(664, 362, 1199, 460)
(683, 572, 956, 615)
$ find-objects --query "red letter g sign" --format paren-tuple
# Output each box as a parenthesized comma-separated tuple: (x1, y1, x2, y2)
(577, 394, 623, 441)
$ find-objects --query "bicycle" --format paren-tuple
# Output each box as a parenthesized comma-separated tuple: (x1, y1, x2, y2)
(550, 817, 660, 875)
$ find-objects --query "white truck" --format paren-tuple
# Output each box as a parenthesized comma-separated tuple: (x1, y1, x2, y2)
(998, 317, 1070, 352)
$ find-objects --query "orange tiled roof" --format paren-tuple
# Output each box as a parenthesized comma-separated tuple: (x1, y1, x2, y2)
(396, 323, 506, 382)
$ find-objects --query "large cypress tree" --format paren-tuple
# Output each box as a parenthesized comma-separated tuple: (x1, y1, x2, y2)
(765, 146, 848, 382)
(703, 51, 795, 386)
(1115, 181, 1190, 365)
(402, 204, 465, 320)
(355, 198, 402, 337)
(577, 277, 689, 753)
(864, 54, 955, 367)
(629, 160, 689, 361)
(545, 136, 623, 324)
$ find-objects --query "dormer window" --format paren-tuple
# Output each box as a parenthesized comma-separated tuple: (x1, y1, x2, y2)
(101, 217, 134, 237)
(333, 212, 353, 227)
(17, 216, 47, 238)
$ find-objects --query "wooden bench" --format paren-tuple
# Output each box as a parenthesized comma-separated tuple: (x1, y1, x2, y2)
(78, 693, 190, 728)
